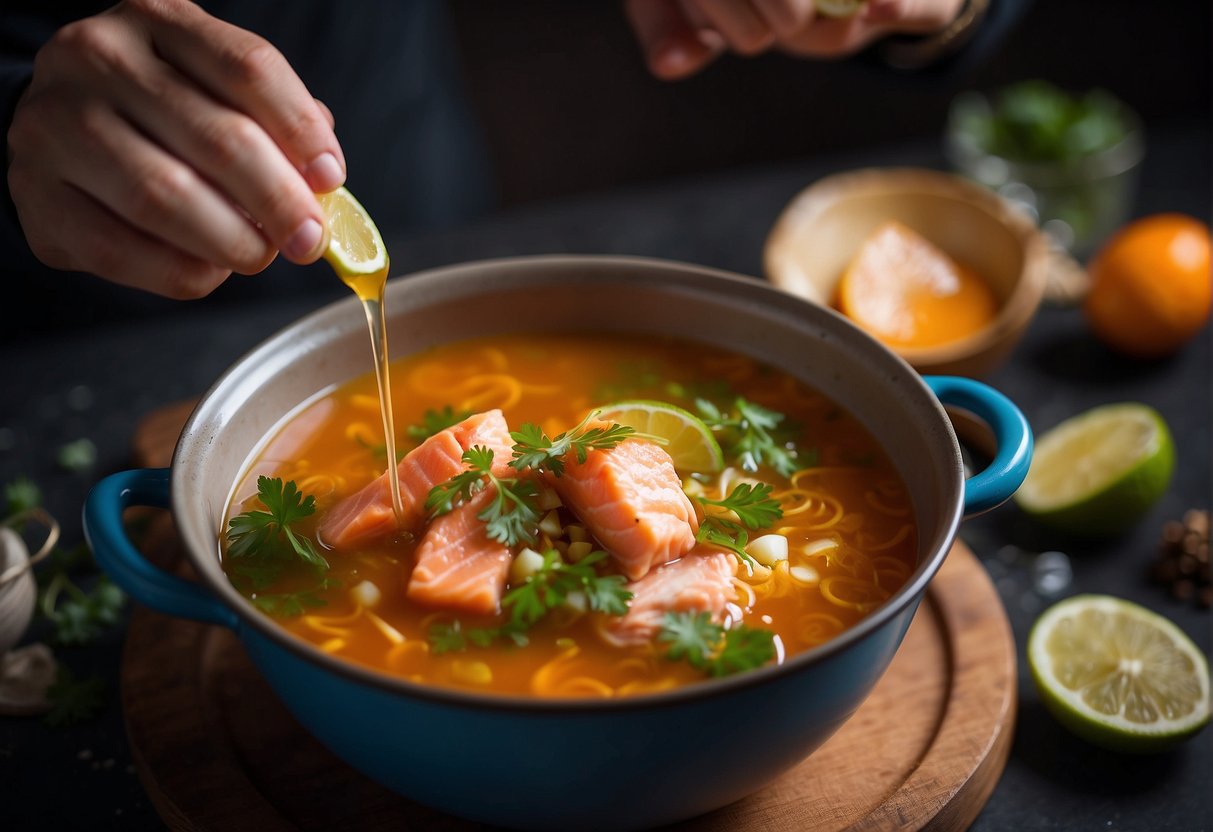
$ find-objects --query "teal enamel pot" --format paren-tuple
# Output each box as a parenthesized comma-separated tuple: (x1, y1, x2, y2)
(84, 256, 1031, 831)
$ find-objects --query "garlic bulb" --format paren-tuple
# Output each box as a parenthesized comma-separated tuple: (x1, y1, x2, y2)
(0, 528, 37, 656)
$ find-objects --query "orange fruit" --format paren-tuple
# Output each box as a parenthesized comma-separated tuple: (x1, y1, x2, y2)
(1084, 214, 1212, 359)
(835, 221, 999, 349)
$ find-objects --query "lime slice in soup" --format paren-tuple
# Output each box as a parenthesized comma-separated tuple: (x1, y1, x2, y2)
(596, 401, 724, 473)
(1028, 594, 1211, 753)
(1014, 402, 1173, 536)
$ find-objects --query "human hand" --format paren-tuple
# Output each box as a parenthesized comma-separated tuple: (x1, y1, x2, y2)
(624, 0, 967, 79)
(7, 0, 345, 299)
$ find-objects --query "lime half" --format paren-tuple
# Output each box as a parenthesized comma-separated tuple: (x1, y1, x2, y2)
(1014, 403, 1174, 536)
(317, 187, 388, 278)
(1029, 595, 1210, 753)
(596, 401, 723, 473)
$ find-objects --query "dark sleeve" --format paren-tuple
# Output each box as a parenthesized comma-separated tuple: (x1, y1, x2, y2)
(1, 5, 107, 265)
(875, 0, 1037, 78)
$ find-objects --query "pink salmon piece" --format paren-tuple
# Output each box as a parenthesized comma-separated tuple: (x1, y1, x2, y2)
(320, 409, 513, 550)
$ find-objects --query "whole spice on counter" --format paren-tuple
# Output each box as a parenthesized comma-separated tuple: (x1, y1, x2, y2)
(1151, 509, 1211, 609)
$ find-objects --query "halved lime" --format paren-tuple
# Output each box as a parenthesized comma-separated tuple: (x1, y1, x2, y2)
(1014, 403, 1174, 536)
(596, 401, 723, 473)
(1028, 595, 1210, 753)
(317, 187, 388, 278)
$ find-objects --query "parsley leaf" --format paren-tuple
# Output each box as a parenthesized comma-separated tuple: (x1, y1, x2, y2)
(354, 435, 405, 464)
(3, 477, 42, 520)
(56, 438, 97, 473)
(659, 611, 777, 677)
(698, 482, 783, 529)
(252, 590, 327, 617)
(227, 477, 327, 569)
(39, 572, 127, 646)
(428, 549, 632, 653)
(502, 549, 632, 629)
(695, 397, 811, 478)
(406, 406, 473, 442)
(44, 665, 106, 727)
(509, 411, 636, 477)
(426, 447, 541, 547)
(693, 483, 782, 569)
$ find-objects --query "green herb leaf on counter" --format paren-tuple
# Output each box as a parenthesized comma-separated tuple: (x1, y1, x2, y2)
(3, 477, 42, 520)
(44, 666, 106, 727)
(39, 572, 126, 646)
(406, 406, 473, 442)
(56, 438, 98, 473)
(227, 477, 327, 569)
(659, 611, 776, 677)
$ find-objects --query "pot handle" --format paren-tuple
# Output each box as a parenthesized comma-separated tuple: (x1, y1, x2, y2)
(83, 468, 239, 630)
(924, 376, 1033, 516)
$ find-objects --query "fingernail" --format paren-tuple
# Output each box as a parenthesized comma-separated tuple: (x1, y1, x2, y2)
(304, 152, 345, 192)
(285, 218, 324, 260)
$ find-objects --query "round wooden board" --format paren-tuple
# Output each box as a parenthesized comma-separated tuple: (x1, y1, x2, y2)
(122, 402, 1016, 832)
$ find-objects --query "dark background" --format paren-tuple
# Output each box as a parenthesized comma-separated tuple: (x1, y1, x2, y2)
(0, 2, 1210, 830)
(448, 0, 1210, 207)
(1, 0, 1208, 341)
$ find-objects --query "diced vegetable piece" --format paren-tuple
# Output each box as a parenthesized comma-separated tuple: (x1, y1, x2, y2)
(790, 565, 820, 585)
(350, 580, 382, 608)
(536, 487, 563, 511)
(745, 534, 788, 566)
(539, 510, 563, 538)
(566, 541, 594, 563)
(566, 524, 589, 543)
(510, 548, 546, 584)
(451, 660, 493, 685)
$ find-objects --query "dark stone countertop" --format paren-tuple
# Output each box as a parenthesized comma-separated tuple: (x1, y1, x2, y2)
(1, 124, 1209, 830)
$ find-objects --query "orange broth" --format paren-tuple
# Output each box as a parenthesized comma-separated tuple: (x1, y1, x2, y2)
(222, 334, 917, 697)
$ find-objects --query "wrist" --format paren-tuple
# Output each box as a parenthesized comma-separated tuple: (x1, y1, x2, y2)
(878, 0, 991, 70)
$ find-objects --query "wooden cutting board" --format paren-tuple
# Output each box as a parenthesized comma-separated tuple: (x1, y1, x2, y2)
(122, 402, 1017, 832)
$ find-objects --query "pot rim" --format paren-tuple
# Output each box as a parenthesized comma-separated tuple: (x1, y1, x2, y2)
(173, 254, 964, 713)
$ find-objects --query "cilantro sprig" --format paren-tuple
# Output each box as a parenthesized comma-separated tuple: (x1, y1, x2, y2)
(227, 477, 327, 568)
(659, 611, 777, 677)
(694, 482, 783, 569)
(425, 446, 541, 547)
(427, 549, 632, 653)
(696, 397, 813, 478)
(509, 411, 637, 477)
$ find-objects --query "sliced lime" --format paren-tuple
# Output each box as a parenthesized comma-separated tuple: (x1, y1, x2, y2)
(1014, 403, 1174, 536)
(596, 401, 724, 473)
(1028, 594, 1211, 753)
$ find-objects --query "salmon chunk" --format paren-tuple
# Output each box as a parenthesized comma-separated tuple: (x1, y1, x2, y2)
(552, 438, 698, 581)
(407, 489, 513, 616)
(602, 547, 738, 646)
(320, 410, 514, 550)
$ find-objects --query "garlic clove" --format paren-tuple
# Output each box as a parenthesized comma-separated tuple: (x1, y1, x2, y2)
(0, 643, 56, 715)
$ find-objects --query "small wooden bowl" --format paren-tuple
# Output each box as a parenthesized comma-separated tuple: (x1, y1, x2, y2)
(764, 168, 1049, 377)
